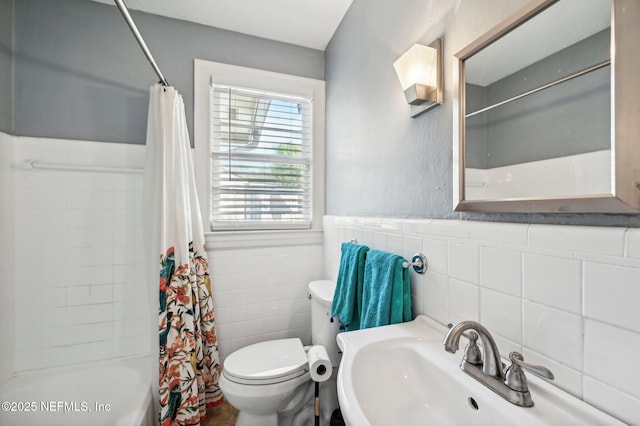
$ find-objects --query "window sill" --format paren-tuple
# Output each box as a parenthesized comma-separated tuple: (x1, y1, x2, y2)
(204, 229, 323, 250)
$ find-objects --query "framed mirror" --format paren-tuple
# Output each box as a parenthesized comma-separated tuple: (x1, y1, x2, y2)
(453, 0, 640, 213)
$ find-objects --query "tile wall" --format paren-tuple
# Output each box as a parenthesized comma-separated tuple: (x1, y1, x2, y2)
(0, 132, 16, 385)
(323, 215, 640, 425)
(207, 238, 324, 362)
(9, 136, 150, 372)
(2, 132, 324, 374)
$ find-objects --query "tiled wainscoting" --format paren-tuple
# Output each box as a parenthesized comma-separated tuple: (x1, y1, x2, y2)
(206, 231, 324, 362)
(323, 215, 640, 425)
(7, 135, 150, 372)
(0, 132, 16, 385)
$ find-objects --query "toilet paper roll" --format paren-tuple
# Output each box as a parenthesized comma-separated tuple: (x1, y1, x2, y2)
(308, 345, 332, 383)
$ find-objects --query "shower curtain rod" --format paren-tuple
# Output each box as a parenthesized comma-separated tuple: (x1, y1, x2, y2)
(114, 0, 169, 87)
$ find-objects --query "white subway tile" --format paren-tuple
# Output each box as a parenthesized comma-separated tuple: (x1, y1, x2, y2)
(626, 228, 640, 259)
(523, 301, 583, 370)
(64, 209, 94, 229)
(14, 350, 41, 372)
(402, 235, 422, 262)
(90, 304, 113, 323)
(521, 348, 583, 398)
(479, 247, 521, 297)
(90, 266, 113, 285)
(40, 327, 66, 350)
(67, 286, 91, 306)
(13, 173, 42, 191)
(42, 190, 67, 209)
(491, 334, 521, 359)
(583, 376, 640, 426)
(15, 189, 41, 210)
(523, 253, 581, 314)
(480, 288, 521, 343)
(66, 228, 92, 247)
(424, 272, 448, 324)
(40, 288, 67, 308)
(40, 347, 67, 368)
(91, 209, 115, 228)
(91, 284, 113, 304)
(448, 242, 478, 284)
(386, 233, 403, 255)
(41, 307, 67, 328)
(430, 220, 470, 238)
(529, 225, 625, 257)
(89, 228, 115, 247)
(91, 190, 116, 210)
(39, 172, 67, 190)
(112, 283, 125, 302)
(381, 218, 403, 231)
(67, 305, 91, 325)
(402, 219, 429, 234)
(373, 232, 387, 250)
(40, 229, 68, 249)
(584, 319, 640, 399)
(469, 221, 529, 246)
(66, 190, 93, 209)
(584, 262, 640, 332)
(448, 278, 479, 324)
(15, 327, 41, 351)
(15, 209, 41, 229)
(90, 247, 114, 266)
(422, 238, 448, 275)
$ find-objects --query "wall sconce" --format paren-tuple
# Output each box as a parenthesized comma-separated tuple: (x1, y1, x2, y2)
(393, 38, 443, 117)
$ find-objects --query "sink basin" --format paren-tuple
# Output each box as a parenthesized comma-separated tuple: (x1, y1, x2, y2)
(336, 316, 624, 426)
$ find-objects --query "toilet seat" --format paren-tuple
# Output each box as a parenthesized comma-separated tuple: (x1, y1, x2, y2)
(223, 338, 308, 385)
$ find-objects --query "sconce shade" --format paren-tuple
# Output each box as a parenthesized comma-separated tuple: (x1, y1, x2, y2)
(393, 39, 443, 116)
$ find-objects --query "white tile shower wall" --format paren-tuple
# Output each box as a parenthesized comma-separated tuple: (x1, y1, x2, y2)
(207, 242, 323, 362)
(11, 136, 150, 371)
(0, 131, 16, 385)
(323, 215, 640, 425)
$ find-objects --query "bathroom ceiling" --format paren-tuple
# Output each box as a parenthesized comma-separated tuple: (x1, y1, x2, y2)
(89, 0, 353, 50)
(466, 0, 611, 86)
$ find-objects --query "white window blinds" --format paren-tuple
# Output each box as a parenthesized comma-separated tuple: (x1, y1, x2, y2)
(210, 84, 313, 230)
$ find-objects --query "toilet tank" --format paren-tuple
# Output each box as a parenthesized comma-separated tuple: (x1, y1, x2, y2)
(308, 280, 341, 366)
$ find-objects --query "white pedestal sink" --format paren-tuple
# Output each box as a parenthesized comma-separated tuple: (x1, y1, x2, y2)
(336, 316, 624, 426)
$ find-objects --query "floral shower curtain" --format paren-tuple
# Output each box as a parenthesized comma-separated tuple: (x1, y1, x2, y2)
(143, 84, 223, 426)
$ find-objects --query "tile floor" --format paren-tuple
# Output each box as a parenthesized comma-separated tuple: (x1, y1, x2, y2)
(202, 400, 238, 426)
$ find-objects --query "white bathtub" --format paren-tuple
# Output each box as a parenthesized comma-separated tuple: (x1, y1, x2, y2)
(0, 356, 154, 426)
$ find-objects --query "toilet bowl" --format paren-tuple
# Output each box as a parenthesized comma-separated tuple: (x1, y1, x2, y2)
(218, 280, 340, 426)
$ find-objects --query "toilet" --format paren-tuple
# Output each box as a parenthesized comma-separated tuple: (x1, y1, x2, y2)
(219, 280, 341, 426)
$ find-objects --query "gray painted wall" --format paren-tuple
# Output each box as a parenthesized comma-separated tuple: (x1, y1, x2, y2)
(0, 0, 13, 133)
(13, 0, 324, 144)
(325, 0, 640, 226)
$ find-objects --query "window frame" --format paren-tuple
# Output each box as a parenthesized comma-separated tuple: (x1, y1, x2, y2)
(194, 59, 325, 234)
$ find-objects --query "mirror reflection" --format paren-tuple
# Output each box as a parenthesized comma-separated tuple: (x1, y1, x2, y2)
(463, 0, 611, 201)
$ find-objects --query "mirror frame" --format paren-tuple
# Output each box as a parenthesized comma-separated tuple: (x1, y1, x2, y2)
(453, 0, 640, 213)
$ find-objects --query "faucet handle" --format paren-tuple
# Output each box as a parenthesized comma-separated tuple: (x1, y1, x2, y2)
(505, 352, 554, 392)
(509, 352, 554, 380)
(463, 331, 482, 365)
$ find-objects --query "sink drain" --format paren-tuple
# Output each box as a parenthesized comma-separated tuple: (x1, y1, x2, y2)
(468, 397, 479, 410)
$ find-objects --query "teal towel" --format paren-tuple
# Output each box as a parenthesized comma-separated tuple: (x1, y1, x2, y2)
(360, 249, 412, 329)
(331, 242, 370, 331)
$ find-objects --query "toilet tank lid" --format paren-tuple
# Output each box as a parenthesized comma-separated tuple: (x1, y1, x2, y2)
(308, 280, 336, 305)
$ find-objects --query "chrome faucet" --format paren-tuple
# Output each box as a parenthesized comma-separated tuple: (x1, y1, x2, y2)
(443, 321, 554, 407)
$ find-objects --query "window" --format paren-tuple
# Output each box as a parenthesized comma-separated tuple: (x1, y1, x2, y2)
(194, 60, 325, 232)
(210, 86, 312, 229)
